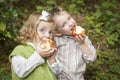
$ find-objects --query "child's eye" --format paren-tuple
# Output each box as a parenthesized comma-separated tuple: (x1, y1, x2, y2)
(39, 29, 45, 33)
(49, 31, 53, 35)
(63, 24, 65, 27)
(63, 22, 66, 27)
(68, 16, 71, 20)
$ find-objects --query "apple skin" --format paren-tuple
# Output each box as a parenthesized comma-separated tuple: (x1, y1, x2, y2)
(39, 39, 55, 50)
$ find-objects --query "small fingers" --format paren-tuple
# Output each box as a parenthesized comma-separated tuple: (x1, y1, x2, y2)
(75, 35, 83, 41)
(75, 35, 86, 44)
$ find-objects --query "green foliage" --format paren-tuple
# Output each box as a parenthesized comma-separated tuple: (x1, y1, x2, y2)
(81, 0, 120, 49)
(60, 0, 85, 14)
(36, 0, 56, 12)
(0, 63, 11, 80)
(85, 49, 120, 80)
(0, 0, 120, 80)
(82, 1, 120, 79)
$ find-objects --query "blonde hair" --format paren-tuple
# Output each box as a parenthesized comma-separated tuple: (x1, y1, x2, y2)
(17, 12, 54, 44)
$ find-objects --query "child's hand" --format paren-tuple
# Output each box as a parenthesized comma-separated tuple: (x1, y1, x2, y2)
(36, 41, 57, 58)
(47, 48, 57, 64)
(74, 34, 86, 45)
(48, 48, 57, 58)
(36, 48, 56, 58)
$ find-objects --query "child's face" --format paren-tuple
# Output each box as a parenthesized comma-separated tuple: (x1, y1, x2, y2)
(37, 21, 55, 40)
(53, 11, 77, 35)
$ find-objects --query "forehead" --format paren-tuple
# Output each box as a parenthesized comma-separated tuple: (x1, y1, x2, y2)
(53, 12, 69, 26)
(38, 21, 55, 30)
(54, 11, 69, 20)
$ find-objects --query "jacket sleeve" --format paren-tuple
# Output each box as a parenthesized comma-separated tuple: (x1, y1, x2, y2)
(47, 57, 63, 75)
(82, 36, 97, 63)
(11, 51, 45, 78)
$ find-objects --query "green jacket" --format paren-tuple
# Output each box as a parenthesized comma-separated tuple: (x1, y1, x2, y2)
(9, 44, 56, 80)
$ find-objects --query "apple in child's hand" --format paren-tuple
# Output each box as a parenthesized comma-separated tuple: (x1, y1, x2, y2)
(72, 26, 85, 37)
(39, 39, 55, 50)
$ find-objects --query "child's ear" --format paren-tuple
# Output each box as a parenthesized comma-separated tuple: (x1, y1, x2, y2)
(53, 31, 63, 37)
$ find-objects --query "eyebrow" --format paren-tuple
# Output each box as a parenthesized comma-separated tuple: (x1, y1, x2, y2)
(40, 26, 46, 30)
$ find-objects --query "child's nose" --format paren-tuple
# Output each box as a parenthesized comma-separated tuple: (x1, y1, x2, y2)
(68, 21, 74, 28)
(45, 32, 50, 39)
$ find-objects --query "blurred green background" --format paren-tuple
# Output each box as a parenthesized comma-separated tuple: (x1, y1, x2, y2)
(0, 0, 120, 80)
